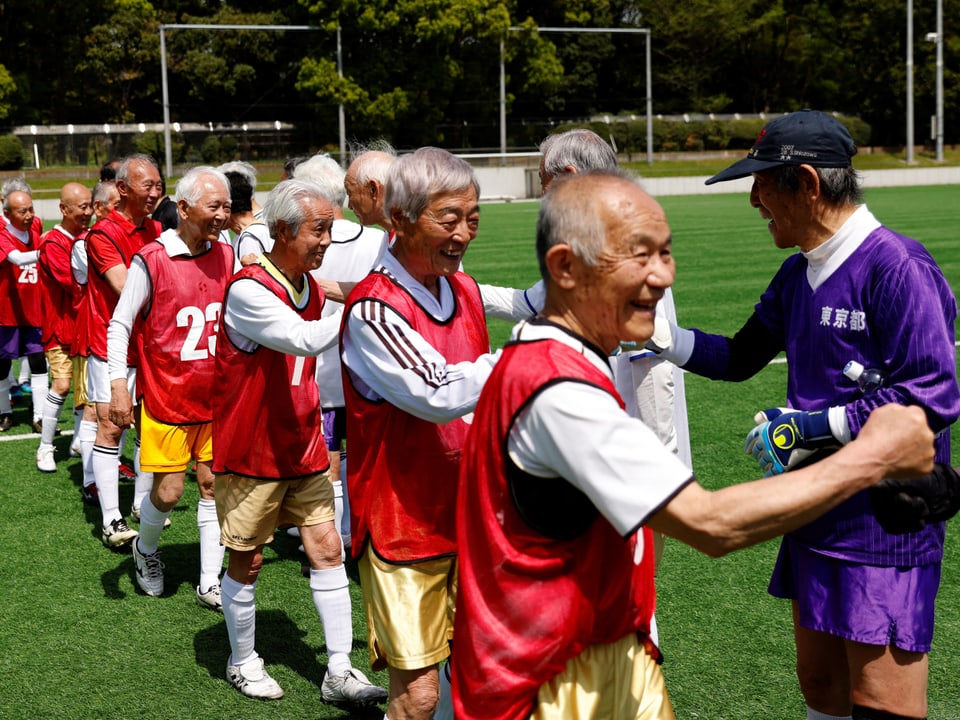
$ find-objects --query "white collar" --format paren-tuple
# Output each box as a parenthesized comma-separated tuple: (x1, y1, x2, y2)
(803, 205, 881, 290)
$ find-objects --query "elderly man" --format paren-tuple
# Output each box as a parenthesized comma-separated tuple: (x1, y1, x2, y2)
(651, 110, 960, 720)
(107, 167, 234, 609)
(539, 129, 692, 565)
(0, 185, 49, 433)
(72, 181, 121, 505)
(293, 153, 388, 550)
(340, 147, 499, 720)
(85, 153, 163, 548)
(451, 170, 937, 720)
(212, 179, 386, 706)
(34, 183, 94, 471)
(343, 142, 397, 231)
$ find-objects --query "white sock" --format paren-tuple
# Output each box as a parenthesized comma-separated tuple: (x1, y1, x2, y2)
(131, 437, 153, 510)
(41, 391, 66, 445)
(72, 407, 83, 441)
(93, 444, 121, 526)
(0, 377, 11, 415)
(332, 480, 345, 561)
(79, 420, 97, 488)
(30, 372, 48, 423)
(806, 708, 852, 720)
(309, 565, 353, 677)
(222, 574, 257, 666)
(433, 658, 454, 720)
(18, 360, 29, 385)
(197, 499, 225, 592)
(137, 496, 168, 555)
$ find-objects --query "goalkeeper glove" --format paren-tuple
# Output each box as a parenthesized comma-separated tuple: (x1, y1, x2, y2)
(744, 408, 839, 476)
(870, 463, 960, 534)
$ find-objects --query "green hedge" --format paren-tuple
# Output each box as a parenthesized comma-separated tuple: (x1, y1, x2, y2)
(552, 113, 872, 154)
(0, 134, 24, 170)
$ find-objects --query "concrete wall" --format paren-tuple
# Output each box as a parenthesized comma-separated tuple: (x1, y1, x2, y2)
(29, 165, 960, 220)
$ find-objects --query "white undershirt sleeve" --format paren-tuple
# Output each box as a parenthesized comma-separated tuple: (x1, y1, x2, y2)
(223, 276, 341, 357)
(341, 299, 500, 425)
(5, 249, 39, 266)
(508, 380, 693, 537)
(106, 256, 150, 381)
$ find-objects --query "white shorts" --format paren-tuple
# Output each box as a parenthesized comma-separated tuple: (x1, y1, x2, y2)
(87, 356, 137, 405)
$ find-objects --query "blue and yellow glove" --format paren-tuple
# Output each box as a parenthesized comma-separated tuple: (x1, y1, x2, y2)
(744, 408, 839, 476)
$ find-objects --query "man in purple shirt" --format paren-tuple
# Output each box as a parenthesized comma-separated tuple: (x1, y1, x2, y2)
(651, 110, 960, 720)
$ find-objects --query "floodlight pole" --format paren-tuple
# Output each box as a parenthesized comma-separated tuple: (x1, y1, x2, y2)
(159, 24, 323, 179)
(502, 26, 653, 164)
(906, 0, 914, 164)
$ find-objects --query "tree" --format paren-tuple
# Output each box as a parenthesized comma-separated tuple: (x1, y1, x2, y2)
(0, 65, 15, 121)
(296, 0, 563, 148)
(76, 0, 162, 123)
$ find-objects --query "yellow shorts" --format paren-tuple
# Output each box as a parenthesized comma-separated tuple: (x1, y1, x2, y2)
(138, 403, 212, 473)
(357, 547, 456, 671)
(45, 345, 72, 380)
(216, 470, 335, 551)
(533, 633, 675, 720)
(71, 356, 89, 408)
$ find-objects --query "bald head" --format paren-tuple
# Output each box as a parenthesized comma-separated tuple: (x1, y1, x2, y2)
(59, 182, 94, 236)
(345, 149, 397, 228)
(537, 170, 674, 352)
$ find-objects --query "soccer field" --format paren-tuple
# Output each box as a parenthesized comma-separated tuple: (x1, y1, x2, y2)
(1, 184, 959, 718)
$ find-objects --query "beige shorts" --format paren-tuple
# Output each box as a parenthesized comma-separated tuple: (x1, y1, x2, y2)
(357, 547, 456, 671)
(533, 633, 675, 720)
(139, 403, 212, 473)
(45, 345, 72, 380)
(71, 356, 89, 408)
(216, 470, 335, 551)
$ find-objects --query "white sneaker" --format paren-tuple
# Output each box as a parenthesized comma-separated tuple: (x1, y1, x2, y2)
(132, 539, 164, 597)
(36, 444, 56, 473)
(321, 667, 388, 706)
(226, 656, 284, 700)
(196, 583, 222, 612)
(101, 518, 138, 548)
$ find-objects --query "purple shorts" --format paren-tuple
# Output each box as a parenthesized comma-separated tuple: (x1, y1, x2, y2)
(321, 406, 346, 451)
(0, 326, 42, 360)
(768, 539, 940, 652)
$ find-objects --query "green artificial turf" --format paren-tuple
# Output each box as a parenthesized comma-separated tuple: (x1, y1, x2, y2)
(2, 184, 959, 718)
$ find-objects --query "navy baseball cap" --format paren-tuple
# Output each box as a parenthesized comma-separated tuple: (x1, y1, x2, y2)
(705, 110, 858, 185)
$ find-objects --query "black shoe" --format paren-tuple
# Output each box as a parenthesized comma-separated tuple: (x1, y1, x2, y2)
(0, 414, 12, 432)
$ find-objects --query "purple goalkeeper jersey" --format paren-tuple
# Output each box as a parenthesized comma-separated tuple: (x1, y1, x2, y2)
(688, 221, 960, 566)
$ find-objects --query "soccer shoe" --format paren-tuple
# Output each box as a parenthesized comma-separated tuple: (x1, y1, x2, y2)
(130, 505, 172, 529)
(132, 539, 164, 597)
(36, 444, 56, 473)
(9, 384, 22, 402)
(0, 414, 12, 432)
(30, 420, 61, 435)
(19, 381, 32, 395)
(321, 668, 388, 706)
(195, 584, 223, 612)
(81, 484, 99, 505)
(226, 656, 284, 700)
(101, 517, 138, 548)
(118, 463, 136, 483)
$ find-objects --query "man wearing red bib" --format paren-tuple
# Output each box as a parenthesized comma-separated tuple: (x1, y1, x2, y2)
(453, 171, 937, 720)
(108, 167, 234, 609)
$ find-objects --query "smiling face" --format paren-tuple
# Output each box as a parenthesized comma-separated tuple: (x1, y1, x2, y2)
(277, 196, 335, 276)
(544, 176, 674, 353)
(118, 160, 162, 221)
(59, 183, 94, 236)
(391, 187, 480, 295)
(177, 175, 231, 250)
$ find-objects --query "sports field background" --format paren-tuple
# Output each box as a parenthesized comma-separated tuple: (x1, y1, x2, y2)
(1, 184, 959, 718)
